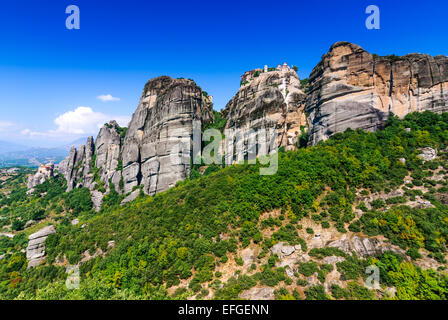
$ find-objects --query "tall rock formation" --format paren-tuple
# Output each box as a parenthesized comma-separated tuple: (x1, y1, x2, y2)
(55, 76, 213, 202)
(26, 225, 56, 268)
(223, 63, 307, 152)
(121, 76, 213, 195)
(94, 120, 123, 193)
(56, 122, 125, 212)
(57, 137, 95, 191)
(306, 42, 448, 145)
(42, 43, 448, 207)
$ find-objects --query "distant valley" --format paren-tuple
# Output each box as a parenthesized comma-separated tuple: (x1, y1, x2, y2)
(0, 138, 88, 168)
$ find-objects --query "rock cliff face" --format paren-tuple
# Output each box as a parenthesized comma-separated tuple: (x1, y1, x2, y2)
(121, 76, 213, 195)
(56, 76, 213, 202)
(45, 43, 448, 205)
(223, 63, 307, 152)
(26, 225, 56, 268)
(56, 122, 124, 212)
(27, 163, 54, 194)
(58, 137, 95, 191)
(94, 121, 123, 193)
(306, 42, 448, 145)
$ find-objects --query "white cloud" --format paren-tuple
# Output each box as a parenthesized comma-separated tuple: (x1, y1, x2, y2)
(0, 121, 15, 132)
(21, 106, 130, 139)
(97, 94, 120, 102)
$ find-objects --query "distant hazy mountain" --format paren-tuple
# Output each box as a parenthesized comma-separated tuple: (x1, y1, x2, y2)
(61, 137, 89, 151)
(0, 140, 28, 154)
(0, 137, 89, 168)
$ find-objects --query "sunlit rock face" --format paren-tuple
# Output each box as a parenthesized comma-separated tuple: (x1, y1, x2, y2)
(94, 121, 122, 193)
(223, 63, 307, 152)
(58, 137, 95, 192)
(306, 42, 448, 145)
(27, 163, 54, 193)
(26, 225, 56, 268)
(121, 76, 214, 195)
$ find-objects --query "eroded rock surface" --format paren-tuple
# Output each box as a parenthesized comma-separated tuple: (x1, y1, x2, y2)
(26, 225, 56, 268)
(57, 122, 124, 207)
(121, 76, 213, 195)
(306, 42, 448, 145)
(239, 286, 275, 300)
(223, 63, 307, 153)
(120, 189, 140, 205)
(94, 121, 123, 193)
(327, 235, 406, 258)
(58, 137, 95, 192)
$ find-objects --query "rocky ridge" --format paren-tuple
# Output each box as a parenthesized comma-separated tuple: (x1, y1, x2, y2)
(306, 41, 448, 145)
(121, 76, 213, 195)
(223, 63, 307, 153)
(29, 42, 448, 204)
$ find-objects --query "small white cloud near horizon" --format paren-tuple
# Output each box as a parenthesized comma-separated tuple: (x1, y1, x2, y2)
(0, 121, 15, 132)
(21, 106, 130, 139)
(97, 94, 120, 102)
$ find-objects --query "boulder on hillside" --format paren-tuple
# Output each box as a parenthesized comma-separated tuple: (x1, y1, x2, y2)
(26, 225, 56, 268)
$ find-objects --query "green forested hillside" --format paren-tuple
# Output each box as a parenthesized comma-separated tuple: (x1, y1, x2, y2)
(1, 112, 448, 300)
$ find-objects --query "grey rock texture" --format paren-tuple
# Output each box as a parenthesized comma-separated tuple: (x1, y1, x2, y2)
(223, 63, 307, 153)
(327, 235, 406, 258)
(94, 121, 123, 193)
(57, 76, 213, 200)
(121, 76, 213, 195)
(57, 122, 125, 208)
(91, 190, 104, 212)
(306, 42, 448, 145)
(26, 225, 56, 268)
(58, 137, 95, 192)
(271, 242, 296, 257)
(322, 256, 345, 265)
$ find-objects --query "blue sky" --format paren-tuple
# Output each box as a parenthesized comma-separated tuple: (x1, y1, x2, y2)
(0, 0, 447, 147)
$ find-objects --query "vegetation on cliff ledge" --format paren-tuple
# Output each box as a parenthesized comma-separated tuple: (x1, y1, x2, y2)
(0, 111, 448, 300)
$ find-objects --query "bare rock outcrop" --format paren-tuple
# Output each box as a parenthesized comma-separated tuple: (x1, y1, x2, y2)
(306, 42, 448, 145)
(94, 121, 123, 193)
(58, 122, 125, 207)
(58, 137, 95, 192)
(121, 76, 213, 195)
(120, 189, 140, 205)
(417, 147, 437, 162)
(26, 225, 56, 268)
(223, 63, 307, 152)
(327, 235, 407, 258)
(90, 190, 104, 212)
(27, 163, 54, 194)
(56, 76, 213, 201)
